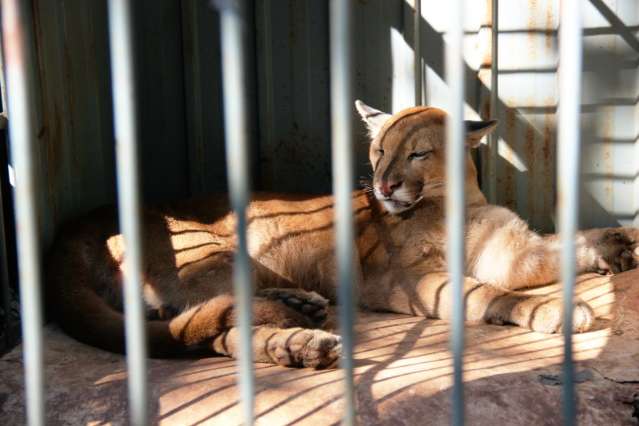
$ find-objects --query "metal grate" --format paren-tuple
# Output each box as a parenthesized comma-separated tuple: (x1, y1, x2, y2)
(0, 0, 585, 424)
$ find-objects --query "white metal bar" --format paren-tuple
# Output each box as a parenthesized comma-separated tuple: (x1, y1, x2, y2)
(1, 1, 44, 425)
(0, 30, 8, 115)
(446, 0, 466, 425)
(216, 0, 255, 424)
(329, 1, 355, 425)
(414, 0, 422, 106)
(557, 0, 583, 424)
(487, 0, 498, 203)
(107, 1, 148, 424)
(0, 166, 13, 350)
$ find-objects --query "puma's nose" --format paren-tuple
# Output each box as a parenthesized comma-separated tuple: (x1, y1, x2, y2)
(379, 180, 402, 198)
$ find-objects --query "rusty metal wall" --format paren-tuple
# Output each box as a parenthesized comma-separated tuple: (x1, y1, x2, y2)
(492, 0, 639, 231)
(23, 0, 639, 242)
(417, 0, 639, 231)
(580, 0, 639, 229)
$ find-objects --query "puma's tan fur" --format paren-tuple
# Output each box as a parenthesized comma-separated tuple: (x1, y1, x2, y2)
(46, 101, 639, 368)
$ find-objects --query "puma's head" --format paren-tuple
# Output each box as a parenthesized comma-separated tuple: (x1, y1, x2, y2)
(355, 100, 497, 214)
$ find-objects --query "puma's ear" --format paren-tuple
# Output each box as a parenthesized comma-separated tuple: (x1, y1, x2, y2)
(465, 120, 498, 148)
(355, 100, 392, 139)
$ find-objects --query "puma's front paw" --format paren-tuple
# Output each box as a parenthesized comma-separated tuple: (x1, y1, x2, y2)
(266, 328, 342, 369)
(591, 230, 638, 275)
(528, 298, 595, 334)
(258, 288, 329, 327)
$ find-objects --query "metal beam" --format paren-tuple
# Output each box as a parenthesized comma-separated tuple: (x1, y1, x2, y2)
(445, 0, 466, 425)
(1, 1, 44, 425)
(107, 0, 148, 424)
(330, 1, 355, 425)
(215, 0, 255, 423)
(557, 0, 583, 424)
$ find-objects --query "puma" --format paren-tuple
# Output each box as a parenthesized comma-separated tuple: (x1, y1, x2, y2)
(46, 100, 639, 369)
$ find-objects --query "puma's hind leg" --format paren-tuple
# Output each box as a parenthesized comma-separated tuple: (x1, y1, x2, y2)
(166, 293, 341, 368)
(212, 326, 342, 369)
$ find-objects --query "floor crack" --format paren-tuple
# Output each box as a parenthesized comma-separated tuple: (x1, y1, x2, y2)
(590, 366, 639, 385)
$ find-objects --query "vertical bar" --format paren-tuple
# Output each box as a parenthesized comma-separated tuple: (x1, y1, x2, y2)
(0, 107, 11, 349)
(215, 0, 254, 424)
(557, 0, 583, 425)
(0, 162, 13, 350)
(107, 1, 148, 425)
(487, 0, 498, 203)
(446, 0, 465, 425)
(0, 32, 9, 115)
(1, 1, 45, 425)
(413, 0, 422, 106)
(329, 1, 355, 425)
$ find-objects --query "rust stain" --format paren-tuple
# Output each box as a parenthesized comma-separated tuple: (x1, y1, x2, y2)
(545, 1, 555, 50)
(481, 99, 491, 121)
(527, 0, 538, 61)
(504, 108, 517, 211)
(542, 115, 554, 224)
(479, 0, 493, 68)
(525, 118, 536, 221)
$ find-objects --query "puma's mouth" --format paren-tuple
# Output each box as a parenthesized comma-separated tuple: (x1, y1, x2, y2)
(385, 199, 412, 208)
(373, 184, 424, 214)
(381, 196, 423, 214)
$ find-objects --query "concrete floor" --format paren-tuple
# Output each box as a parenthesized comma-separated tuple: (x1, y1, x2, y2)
(1, 270, 639, 425)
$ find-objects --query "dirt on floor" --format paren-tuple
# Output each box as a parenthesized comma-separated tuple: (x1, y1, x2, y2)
(1, 270, 639, 425)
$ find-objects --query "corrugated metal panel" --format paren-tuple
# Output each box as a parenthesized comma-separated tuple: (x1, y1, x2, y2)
(483, 0, 639, 231)
(181, 0, 227, 195)
(580, 0, 639, 228)
(132, 0, 189, 201)
(255, 0, 332, 193)
(29, 0, 194, 242)
(491, 0, 558, 231)
(31, 0, 115, 243)
(353, 0, 404, 180)
(23, 0, 639, 237)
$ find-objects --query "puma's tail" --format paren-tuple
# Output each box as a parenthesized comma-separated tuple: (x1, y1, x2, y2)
(44, 219, 184, 358)
(48, 284, 183, 357)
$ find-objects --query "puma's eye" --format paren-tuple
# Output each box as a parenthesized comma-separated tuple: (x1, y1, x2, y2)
(408, 150, 432, 160)
(376, 149, 385, 156)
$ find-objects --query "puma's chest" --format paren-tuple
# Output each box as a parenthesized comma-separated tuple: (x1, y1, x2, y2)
(358, 210, 447, 275)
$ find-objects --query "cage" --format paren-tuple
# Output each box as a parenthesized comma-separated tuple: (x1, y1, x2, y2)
(0, 0, 638, 425)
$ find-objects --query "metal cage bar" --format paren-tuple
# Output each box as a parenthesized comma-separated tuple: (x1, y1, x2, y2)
(557, 0, 583, 424)
(1, 1, 44, 425)
(487, 0, 499, 204)
(217, 0, 255, 424)
(107, 1, 149, 424)
(414, 0, 422, 106)
(329, 1, 355, 425)
(446, 0, 466, 425)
